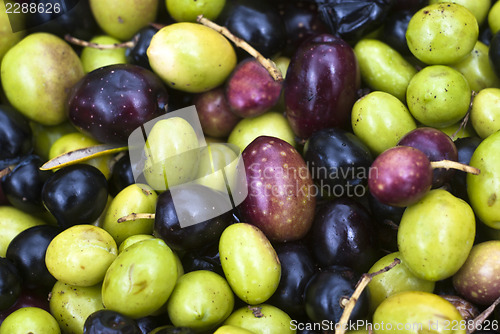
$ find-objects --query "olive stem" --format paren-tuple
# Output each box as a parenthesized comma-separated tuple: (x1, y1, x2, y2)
(467, 295, 500, 334)
(336, 258, 401, 334)
(196, 15, 283, 82)
(430, 160, 480, 175)
(64, 34, 137, 50)
(117, 213, 155, 223)
(0, 167, 11, 179)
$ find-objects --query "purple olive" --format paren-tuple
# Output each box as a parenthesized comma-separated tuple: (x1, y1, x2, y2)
(368, 146, 433, 207)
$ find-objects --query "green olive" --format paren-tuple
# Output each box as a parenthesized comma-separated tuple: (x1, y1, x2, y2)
(143, 117, 200, 191)
(0, 307, 60, 334)
(372, 291, 465, 334)
(167, 270, 234, 331)
(0, 206, 46, 257)
(166, 0, 226, 22)
(49, 281, 104, 334)
(452, 41, 500, 92)
(80, 35, 127, 73)
(102, 183, 158, 245)
(45, 225, 118, 287)
(398, 189, 476, 281)
(354, 39, 417, 102)
(224, 304, 295, 334)
(406, 65, 471, 128)
(467, 130, 500, 228)
(147, 22, 236, 93)
(470, 88, 500, 138)
(194, 143, 240, 194)
(101, 238, 178, 318)
(406, 3, 479, 65)
(429, 0, 491, 25)
(367, 252, 435, 312)
(489, 0, 500, 34)
(219, 223, 281, 305)
(1, 33, 84, 125)
(228, 111, 296, 153)
(351, 91, 417, 155)
(118, 234, 155, 253)
(214, 325, 256, 334)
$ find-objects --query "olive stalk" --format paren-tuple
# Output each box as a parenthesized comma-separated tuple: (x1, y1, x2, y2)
(468, 295, 500, 334)
(117, 213, 155, 223)
(0, 167, 11, 178)
(64, 34, 137, 50)
(430, 160, 480, 175)
(336, 258, 401, 334)
(196, 15, 283, 82)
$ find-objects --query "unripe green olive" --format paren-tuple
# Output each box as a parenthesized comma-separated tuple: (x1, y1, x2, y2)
(351, 91, 417, 155)
(102, 183, 158, 245)
(354, 39, 417, 102)
(219, 223, 281, 305)
(0, 206, 46, 257)
(0, 307, 60, 334)
(406, 65, 471, 128)
(470, 88, 500, 138)
(373, 291, 465, 334)
(49, 281, 104, 334)
(398, 190, 475, 281)
(45, 225, 118, 287)
(101, 238, 178, 318)
(224, 304, 295, 334)
(406, 3, 479, 65)
(148, 22, 236, 93)
(167, 270, 234, 331)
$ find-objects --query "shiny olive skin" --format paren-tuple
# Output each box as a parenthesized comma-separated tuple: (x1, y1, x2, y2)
(0, 105, 32, 162)
(305, 266, 368, 323)
(219, 223, 281, 305)
(316, 0, 393, 44)
(268, 242, 316, 318)
(397, 127, 458, 188)
(467, 130, 500, 229)
(490, 31, 500, 78)
(154, 185, 234, 252)
(367, 193, 405, 252)
(451, 137, 482, 201)
(1, 155, 51, 214)
(67, 64, 169, 145)
(125, 26, 159, 70)
(217, 0, 286, 58)
(6, 225, 61, 292)
(285, 34, 360, 140)
(383, 10, 413, 55)
(181, 243, 224, 278)
(278, 1, 328, 56)
(309, 198, 379, 273)
(0, 258, 22, 312)
(398, 189, 476, 281)
(42, 164, 108, 229)
(303, 127, 373, 195)
(372, 291, 465, 334)
(83, 309, 141, 334)
(49, 281, 104, 334)
(108, 152, 135, 197)
(135, 316, 169, 334)
(367, 252, 435, 312)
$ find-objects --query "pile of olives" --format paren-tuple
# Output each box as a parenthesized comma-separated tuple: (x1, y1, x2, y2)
(1, 0, 500, 333)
